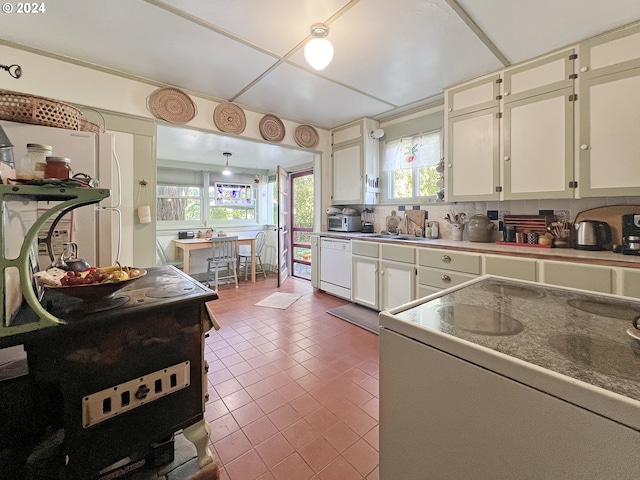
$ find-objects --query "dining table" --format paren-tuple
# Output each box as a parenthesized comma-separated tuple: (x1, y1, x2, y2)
(173, 236, 257, 282)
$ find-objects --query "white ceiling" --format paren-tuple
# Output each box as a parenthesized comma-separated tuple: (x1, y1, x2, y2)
(3, 0, 640, 169)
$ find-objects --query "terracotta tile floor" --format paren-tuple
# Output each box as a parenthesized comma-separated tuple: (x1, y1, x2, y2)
(204, 274, 380, 480)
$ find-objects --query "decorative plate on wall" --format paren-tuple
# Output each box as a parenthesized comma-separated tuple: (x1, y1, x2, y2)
(213, 102, 246, 134)
(294, 124, 319, 148)
(148, 87, 197, 124)
(259, 114, 285, 142)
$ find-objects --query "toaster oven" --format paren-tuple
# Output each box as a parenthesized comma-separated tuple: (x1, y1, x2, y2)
(328, 215, 361, 232)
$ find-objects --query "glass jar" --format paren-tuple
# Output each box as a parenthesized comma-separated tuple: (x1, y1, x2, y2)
(16, 143, 52, 179)
(44, 156, 71, 179)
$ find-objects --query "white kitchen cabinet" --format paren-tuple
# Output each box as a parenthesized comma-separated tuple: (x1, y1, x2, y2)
(331, 118, 380, 205)
(379, 244, 416, 311)
(418, 248, 481, 293)
(446, 50, 576, 201)
(621, 268, 640, 298)
(446, 106, 500, 201)
(501, 49, 576, 200)
(446, 74, 500, 118)
(352, 240, 379, 310)
(578, 24, 640, 197)
(484, 254, 538, 281)
(541, 261, 614, 294)
(310, 235, 319, 288)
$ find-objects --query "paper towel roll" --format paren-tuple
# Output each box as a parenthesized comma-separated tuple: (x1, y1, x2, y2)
(138, 205, 151, 224)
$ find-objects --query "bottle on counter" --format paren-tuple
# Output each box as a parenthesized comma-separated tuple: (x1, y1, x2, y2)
(17, 143, 52, 179)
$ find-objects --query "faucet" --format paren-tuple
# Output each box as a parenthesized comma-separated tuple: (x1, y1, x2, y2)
(404, 214, 409, 234)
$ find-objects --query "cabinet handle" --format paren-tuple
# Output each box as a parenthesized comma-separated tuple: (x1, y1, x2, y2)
(504, 156, 510, 161)
(441, 254, 451, 263)
(441, 274, 451, 283)
(448, 107, 453, 112)
(504, 91, 510, 96)
(580, 144, 589, 150)
(580, 66, 589, 72)
(447, 163, 452, 168)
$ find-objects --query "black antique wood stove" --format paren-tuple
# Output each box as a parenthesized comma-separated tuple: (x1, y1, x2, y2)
(1, 265, 218, 479)
(0, 184, 219, 479)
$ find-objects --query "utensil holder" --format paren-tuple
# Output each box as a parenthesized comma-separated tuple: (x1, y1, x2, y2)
(451, 224, 463, 241)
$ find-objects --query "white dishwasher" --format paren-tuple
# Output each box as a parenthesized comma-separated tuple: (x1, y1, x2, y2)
(320, 237, 351, 300)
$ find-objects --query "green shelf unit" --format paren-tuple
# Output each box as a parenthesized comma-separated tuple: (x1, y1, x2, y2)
(0, 184, 110, 337)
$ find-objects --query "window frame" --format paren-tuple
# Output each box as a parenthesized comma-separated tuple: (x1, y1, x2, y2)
(379, 110, 445, 205)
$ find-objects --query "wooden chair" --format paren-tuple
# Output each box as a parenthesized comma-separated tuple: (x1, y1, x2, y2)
(206, 236, 238, 291)
(238, 231, 267, 280)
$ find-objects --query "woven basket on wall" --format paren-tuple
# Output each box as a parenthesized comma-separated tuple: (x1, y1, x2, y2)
(79, 116, 105, 134)
(0, 90, 81, 130)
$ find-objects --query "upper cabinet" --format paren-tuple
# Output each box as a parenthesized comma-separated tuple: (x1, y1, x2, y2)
(331, 118, 380, 205)
(501, 51, 576, 200)
(578, 24, 640, 197)
(445, 51, 576, 202)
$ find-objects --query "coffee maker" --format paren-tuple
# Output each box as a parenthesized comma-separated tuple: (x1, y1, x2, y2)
(621, 214, 640, 255)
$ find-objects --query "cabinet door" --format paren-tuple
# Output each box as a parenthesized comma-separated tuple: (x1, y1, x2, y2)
(446, 74, 501, 118)
(446, 107, 500, 201)
(332, 143, 362, 204)
(580, 23, 640, 79)
(542, 261, 613, 294)
(310, 235, 319, 288)
(621, 268, 640, 298)
(503, 50, 574, 103)
(380, 260, 415, 311)
(484, 255, 537, 281)
(578, 67, 640, 197)
(352, 255, 378, 310)
(502, 87, 574, 199)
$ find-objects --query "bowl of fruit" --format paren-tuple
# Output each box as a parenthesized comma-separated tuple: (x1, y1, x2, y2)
(34, 264, 147, 301)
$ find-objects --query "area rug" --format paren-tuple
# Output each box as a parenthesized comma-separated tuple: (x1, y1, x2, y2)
(327, 303, 380, 334)
(255, 292, 302, 309)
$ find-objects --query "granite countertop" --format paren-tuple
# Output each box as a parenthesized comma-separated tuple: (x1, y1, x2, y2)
(314, 231, 640, 269)
(382, 276, 640, 430)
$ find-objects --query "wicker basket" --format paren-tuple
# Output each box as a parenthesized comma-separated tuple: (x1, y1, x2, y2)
(0, 90, 81, 130)
(79, 116, 104, 134)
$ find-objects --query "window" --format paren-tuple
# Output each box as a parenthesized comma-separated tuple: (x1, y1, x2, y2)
(157, 168, 257, 225)
(210, 183, 255, 221)
(384, 130, 443, 200)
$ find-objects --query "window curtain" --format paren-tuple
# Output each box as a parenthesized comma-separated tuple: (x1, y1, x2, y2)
(383, 130, 441, 172)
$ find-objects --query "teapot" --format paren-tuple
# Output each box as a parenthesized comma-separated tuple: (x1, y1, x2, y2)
(466, 214, 496, 242)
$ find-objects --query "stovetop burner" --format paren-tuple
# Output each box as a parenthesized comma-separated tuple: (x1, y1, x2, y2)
(54, 294, 130, 319)
(435, 304, 524, 336)
(481, 283, 545, 299)
(567, 298, 640, 320)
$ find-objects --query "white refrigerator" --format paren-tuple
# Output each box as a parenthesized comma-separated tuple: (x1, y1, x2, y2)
(0, 120, 121, 268)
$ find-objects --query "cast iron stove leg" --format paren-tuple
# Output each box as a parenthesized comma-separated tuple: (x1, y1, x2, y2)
(183, 418, 214, 468)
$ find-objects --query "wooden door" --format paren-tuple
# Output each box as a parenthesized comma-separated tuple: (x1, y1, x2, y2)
(277, 166, 290, 287)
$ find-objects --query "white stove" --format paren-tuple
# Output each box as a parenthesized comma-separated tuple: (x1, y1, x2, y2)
(379, 275, 640, 480)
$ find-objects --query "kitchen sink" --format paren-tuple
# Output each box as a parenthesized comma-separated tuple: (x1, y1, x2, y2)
(367, 234, 432, 242)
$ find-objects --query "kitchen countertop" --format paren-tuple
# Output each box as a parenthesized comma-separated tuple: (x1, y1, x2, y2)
(314, 231, 640, 269)
(381, 275, 640, 431)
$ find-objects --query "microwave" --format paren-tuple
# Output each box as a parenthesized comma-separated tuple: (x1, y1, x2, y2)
(328, 215, 361, 232)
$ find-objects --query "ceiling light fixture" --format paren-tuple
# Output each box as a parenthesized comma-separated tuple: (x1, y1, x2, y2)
(304, 23, 334, 71)
(222, 152, 232, 176)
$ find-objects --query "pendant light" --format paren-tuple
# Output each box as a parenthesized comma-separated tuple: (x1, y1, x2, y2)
(222, 152, 232, 176)
(304, 23, 334, 71)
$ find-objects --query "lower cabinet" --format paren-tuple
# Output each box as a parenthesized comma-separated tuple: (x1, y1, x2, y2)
(379, 244, 416, 311)
(621, 268, 640, 298)
(352, 242, 416, 311)
(417, 248, 481, 297)
(484, 254, 538, 281)
(542, 261, 614, 294)
(310, 235, 320, 288)
(352, 241, 379, 310)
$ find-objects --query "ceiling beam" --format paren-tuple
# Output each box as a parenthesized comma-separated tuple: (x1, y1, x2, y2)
(444, 0, 510, 67)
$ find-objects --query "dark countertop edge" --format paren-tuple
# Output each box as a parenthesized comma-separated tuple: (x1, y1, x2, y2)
(313, 232, 640, 270)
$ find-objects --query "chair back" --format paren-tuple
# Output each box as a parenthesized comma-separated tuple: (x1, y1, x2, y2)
(255, 231, 267, 255)
(210, 236, 238, 261)
(156, 239, 170, 264)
